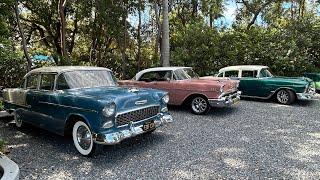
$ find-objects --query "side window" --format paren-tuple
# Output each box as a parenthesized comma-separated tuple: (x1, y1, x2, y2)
(56, 74, 70, 90)
(139, 71, 172, 82)
(217, 72, 223, 77)
(40, 74, 56, 91)
(224, 71, 239, 78)
(242, 70, 258, 78)
(26, 74, 39, 89)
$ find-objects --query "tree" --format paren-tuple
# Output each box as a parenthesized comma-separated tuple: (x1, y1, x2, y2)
(14, 0, 32, 71)
(161, 0, 170, 66)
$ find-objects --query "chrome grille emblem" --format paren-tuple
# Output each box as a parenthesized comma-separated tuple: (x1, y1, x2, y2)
(135, 100, 147, 105)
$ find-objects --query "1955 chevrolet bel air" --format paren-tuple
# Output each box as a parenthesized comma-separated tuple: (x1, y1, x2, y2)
(119, 67, 241, 115)
(2, 66, 173, 156)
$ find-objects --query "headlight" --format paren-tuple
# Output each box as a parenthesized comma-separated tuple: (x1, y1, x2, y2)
(162, 94, 169, 104)
(102, 103, 116, 117)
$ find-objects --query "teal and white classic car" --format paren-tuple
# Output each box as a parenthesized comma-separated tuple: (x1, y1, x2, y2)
(2, 66, 173, 156)
(216, 65, 316, 105)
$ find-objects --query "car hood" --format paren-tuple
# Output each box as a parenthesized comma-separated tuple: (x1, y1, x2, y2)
(267, 76, 312, 85)
(66, 86, 164, 111)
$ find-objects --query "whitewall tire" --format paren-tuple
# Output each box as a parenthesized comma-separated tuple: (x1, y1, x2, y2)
(72, 121, 96, 156)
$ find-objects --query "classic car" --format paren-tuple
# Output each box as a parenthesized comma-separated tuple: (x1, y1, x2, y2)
(2, 66, 173, 156)
(118, 67, 241, 115)
(215, 65, 316, 104)
(304, 73, 320, 93)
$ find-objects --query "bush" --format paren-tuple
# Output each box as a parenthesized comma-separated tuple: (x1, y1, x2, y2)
(0, 40, 26, 88)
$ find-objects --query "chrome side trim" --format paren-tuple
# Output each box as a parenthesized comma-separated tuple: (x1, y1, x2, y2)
(3, 100, 31, 109)
(38, 101, 98, 113)
(241, 87, 298, 100)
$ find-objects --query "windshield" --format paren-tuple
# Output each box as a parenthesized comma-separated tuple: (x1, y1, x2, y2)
(259, 68, 273, 78)
(174, 68, 199, 80)
(63, 70, 117, 89)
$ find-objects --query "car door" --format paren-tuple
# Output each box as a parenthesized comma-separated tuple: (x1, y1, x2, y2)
(137, 70, 175, 103)
(35, 73, 65, 133)
(23, 73, 42, 126)
(239, 70, 265, 97)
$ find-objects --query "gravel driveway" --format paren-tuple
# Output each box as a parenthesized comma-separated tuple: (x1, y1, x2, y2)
(1, 97, 320, 179)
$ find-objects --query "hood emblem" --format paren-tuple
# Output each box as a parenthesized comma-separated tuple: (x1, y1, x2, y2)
(128, 87, 139, 93)
(135, 100, 147, 105)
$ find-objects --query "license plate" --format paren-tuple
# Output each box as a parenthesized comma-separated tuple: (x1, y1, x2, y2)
(233, 98, 240, 104)
(142, 121, 156, 131)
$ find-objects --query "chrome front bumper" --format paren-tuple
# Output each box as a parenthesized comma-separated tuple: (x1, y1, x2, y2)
(296, 92, 316, 100)
(93, 113, 173, 145)
(208, 91, 241, 107)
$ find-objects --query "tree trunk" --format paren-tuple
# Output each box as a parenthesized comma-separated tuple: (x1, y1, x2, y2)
(58, 0, 67, 62)
(154, 0, 160, 60)
(137, 0, 142, 71)
(120, 1, 128, 79)
(14, 0, 32, 72)
(161, 0, 170, 67)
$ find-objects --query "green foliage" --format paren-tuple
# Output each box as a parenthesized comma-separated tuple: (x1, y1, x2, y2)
(0, 138, 5, 153)
(0, 101, 3, 111)
(170, 17, 320, 77)
(0, 40, 26, 88)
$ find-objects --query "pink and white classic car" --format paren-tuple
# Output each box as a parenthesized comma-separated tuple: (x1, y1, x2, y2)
(119, 67, 241, 115)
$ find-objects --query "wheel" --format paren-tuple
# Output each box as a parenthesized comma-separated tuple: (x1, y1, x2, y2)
(276, 89, 295, 105)
(190, 96, 210, 115)
(72, 121, 97, 156)
(13, 111, 23, 128)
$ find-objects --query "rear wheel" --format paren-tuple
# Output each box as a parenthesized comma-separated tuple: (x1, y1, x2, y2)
(276, 89, 295, 105)
(190, 96, 210, 115)
(13, 111, 23, 128)
(72, 121, 98, 156)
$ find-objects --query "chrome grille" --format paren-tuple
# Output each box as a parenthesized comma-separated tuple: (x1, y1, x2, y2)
(116, 106, 160, 126)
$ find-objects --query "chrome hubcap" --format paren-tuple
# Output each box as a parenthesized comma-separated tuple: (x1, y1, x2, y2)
(277, 90, 289, 104)
(15, 113, 22, 126)
(192, 97, 208, 113)
(76, 126, 92, 150)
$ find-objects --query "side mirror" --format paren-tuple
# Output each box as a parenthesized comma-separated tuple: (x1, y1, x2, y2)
(166, 78, 171, 81)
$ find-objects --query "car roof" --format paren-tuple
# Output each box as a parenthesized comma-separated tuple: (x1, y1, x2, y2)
(25, 66, 111, 76)
(135, 66, 191, 80)
(219, 65, 269, 72)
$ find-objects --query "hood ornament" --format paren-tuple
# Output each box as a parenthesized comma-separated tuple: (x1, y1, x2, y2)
(128, 87, 139, 93)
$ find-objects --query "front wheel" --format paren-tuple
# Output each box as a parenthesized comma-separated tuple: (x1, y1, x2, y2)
(190, 96, 210, 115)
(276, 89, 295, 105)
(72, 121, 97, 156)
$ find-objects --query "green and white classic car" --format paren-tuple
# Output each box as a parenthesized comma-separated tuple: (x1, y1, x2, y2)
(304, 73, 320, 93)
(216, 65, 316, 105)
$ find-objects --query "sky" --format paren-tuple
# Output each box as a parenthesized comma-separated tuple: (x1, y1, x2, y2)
(129, 1, 320, 28)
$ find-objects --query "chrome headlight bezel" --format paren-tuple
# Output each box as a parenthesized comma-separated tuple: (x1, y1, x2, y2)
(162, 94, 170, 104)
(102, 103, 116, 117)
